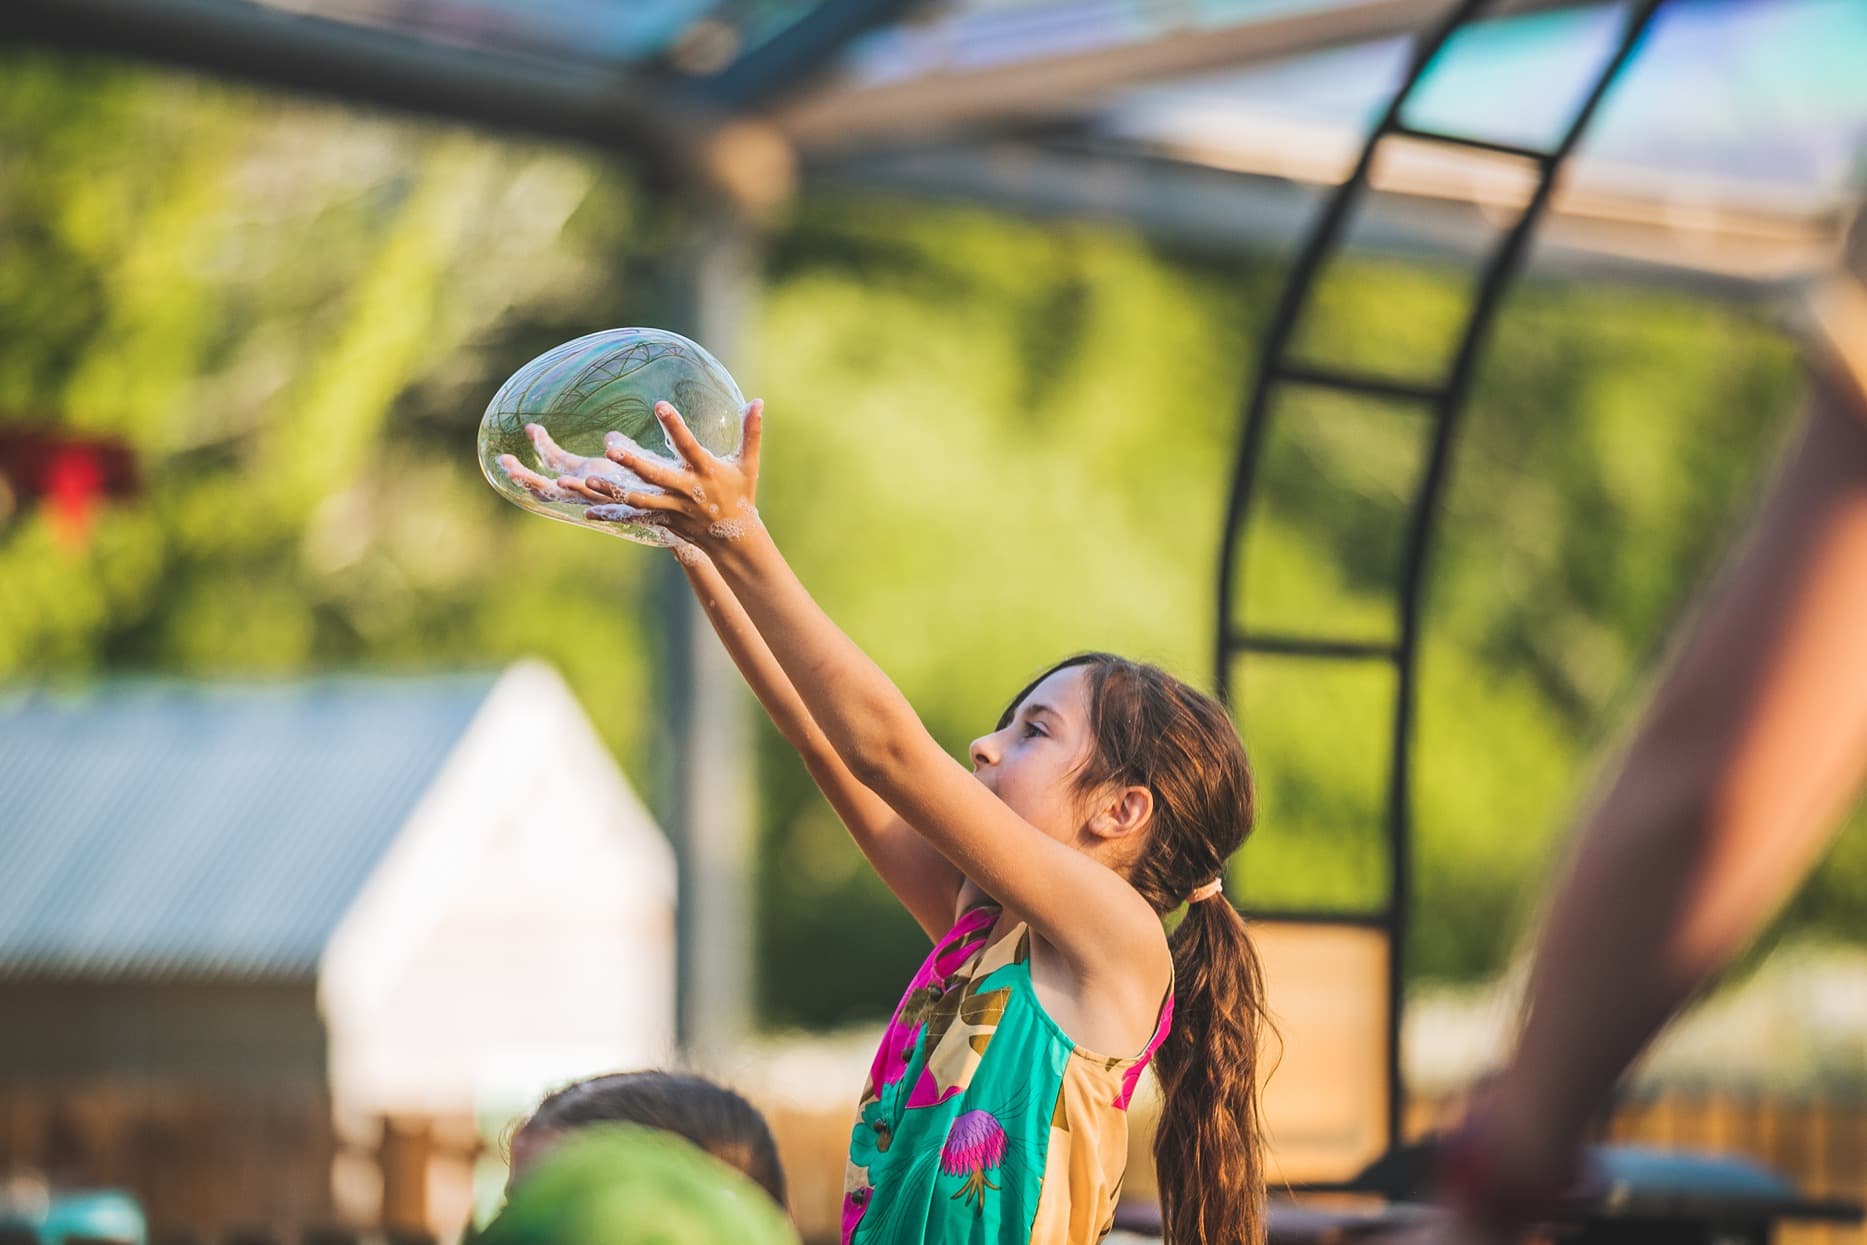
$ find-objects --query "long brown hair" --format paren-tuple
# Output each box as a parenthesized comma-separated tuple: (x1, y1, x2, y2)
(1003, 653, 1269, 1245)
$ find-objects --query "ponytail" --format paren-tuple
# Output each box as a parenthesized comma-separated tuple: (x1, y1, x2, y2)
(1153, 898, 1269, 1245)
(1000, 653, 1269, 1244)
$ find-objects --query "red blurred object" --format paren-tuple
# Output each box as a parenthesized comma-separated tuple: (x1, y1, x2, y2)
(0, 428, 141, 546)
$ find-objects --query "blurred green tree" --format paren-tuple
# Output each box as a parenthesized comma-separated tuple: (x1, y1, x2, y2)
(0, 52, 1852, 1031)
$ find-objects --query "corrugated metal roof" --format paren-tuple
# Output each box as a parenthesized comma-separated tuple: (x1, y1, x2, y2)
(0, 672, 500, 981)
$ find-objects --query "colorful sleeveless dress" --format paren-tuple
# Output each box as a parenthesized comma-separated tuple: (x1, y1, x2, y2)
(842, 904, 1172, 1245)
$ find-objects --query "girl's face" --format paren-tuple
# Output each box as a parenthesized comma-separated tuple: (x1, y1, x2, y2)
(969, 664, 1098, 845)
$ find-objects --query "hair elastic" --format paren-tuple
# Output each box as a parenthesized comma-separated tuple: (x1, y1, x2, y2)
(1188, 877, 1225, 903)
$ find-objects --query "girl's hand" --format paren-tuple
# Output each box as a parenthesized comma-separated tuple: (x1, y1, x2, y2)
(586, 399, 764, 548)
(494, 402, 762, 555)
(496, 421, 645, 503)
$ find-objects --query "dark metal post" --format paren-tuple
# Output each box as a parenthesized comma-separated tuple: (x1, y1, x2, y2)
(1379, 0, 1664, 1148)
(652, 216, 759, 1056)
(1213, 0, 1668, 1158)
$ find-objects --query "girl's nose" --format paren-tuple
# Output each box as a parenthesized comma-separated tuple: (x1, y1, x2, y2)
(969, 734, 997, 770)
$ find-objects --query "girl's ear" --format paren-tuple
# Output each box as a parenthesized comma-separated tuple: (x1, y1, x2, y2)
(1088, 785, 1153, 842)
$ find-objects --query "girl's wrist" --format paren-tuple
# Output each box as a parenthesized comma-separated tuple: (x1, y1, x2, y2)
(699, 515, 775, 581)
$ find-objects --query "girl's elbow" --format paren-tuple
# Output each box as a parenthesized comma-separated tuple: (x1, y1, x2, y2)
(845, 732, 917, 794)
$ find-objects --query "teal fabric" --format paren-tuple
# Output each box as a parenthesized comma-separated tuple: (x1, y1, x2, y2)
(847, 908, 1069, 1245)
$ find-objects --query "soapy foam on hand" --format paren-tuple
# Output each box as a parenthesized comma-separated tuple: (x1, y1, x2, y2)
(705, 505, 761, 542)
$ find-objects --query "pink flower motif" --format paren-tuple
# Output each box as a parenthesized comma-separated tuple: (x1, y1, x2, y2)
(1114, 992, 1174, 1110)
(866, 906, 998, 1093)
(941, 1109, 1007, 1209)
(905, 1063, 962, 1110)
(841, 1187, 871, 1244)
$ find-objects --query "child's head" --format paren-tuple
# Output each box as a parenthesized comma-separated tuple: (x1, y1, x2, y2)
(981, 653, 1254, 897)
(989, 653, 1269, 1245)
(507, 1071, 787, 1211)
(483, 1125, 799, 1245)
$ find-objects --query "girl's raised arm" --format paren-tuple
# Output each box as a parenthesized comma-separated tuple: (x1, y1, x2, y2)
(672, 546, 966, 939)
(605, 403, 1164, 979)
(495, 424, 964, 939)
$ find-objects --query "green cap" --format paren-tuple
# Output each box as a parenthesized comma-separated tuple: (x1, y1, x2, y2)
(480, 1125, 798, 1245)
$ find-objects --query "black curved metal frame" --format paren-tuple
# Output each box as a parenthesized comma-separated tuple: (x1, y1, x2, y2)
(1214, 0, 1667, 1153)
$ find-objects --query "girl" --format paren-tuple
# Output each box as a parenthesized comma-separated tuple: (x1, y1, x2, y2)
(501, 401, 1269, 1245)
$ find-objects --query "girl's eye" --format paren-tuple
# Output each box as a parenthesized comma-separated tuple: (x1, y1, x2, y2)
(1022, 722, 1045, 739)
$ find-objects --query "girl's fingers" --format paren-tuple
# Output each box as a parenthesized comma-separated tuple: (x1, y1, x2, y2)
(586, 504, 670, 526)
(581, 476, 625, 501)
(615, 488, 684, 512)
(654, 401, 710, 469)
(605, 441, 689, 491)
(525, 423, 589, 474)
(738, 399, 764, 481)
(557, 476, 611, 504)
(498, 455, 578, 503)
(604, 430, 669, 467)
(528, 423, 642, 481)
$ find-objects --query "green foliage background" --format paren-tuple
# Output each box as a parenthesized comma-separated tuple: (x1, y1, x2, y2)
(3, 55, 1861, 1029)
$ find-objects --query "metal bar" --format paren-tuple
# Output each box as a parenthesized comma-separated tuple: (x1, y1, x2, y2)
(1274, 362, 1446, 404)
(1212, 0, 1495, 1154)
(807, 141, 1824, 296)
(1389, 124, 1555, 166)
(1214, 0, 1489, 708)
(1, 0, 788, 211)
(1242, 909, 1392, 928)
(699, 0, 926, 110)
(649, 219, 761, 1055)
(1376, 0, 1667, 1155)
(776, 0, 1600, 153)
(1230, 633, 1402, 661)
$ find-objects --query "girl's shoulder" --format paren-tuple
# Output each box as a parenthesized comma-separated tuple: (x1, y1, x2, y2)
(1019, 917, 1173, 1063)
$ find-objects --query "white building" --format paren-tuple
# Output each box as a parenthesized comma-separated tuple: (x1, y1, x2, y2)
(0, 661, 676, 1240)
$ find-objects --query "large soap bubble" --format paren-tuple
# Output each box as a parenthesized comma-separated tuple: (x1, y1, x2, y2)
(477, 327, 745, 546)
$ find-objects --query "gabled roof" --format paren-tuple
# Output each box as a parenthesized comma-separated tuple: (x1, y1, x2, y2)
(0, 672, 500, 980)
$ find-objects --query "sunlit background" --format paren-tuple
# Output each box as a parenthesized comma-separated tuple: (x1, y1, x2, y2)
(1, 1, 1864, 1242)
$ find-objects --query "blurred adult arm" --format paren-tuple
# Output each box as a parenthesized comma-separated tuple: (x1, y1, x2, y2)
(1479, 373, 1867, 1185)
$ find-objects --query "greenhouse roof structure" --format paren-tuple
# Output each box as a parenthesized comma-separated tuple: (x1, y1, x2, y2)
(9, 0, 1865, 283)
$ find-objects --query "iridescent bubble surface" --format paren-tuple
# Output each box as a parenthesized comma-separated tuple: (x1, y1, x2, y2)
(477, 327, 745, 545)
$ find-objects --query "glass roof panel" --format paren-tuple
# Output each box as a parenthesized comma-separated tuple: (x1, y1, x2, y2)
(1099, 0, 1867, 211)
(236, 0, 822, 70)
(1402, 2, 1633, 152)
(832, 0, 1420, 89)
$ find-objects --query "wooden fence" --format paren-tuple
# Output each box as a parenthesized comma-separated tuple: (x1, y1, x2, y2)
(0, 1086, 474, 1243)
(0, 1084, 1859, 1244)
(0, 1084, 333, 1239)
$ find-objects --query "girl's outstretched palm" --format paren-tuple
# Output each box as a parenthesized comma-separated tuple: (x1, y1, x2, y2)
(497, 399, 764, 550)
(596, 399, 763, 547)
